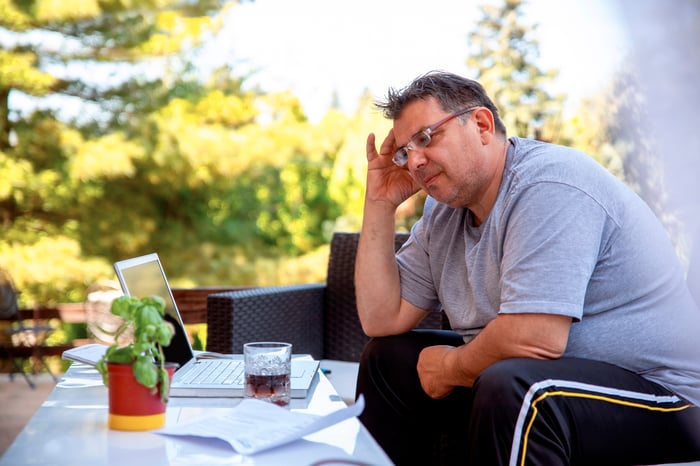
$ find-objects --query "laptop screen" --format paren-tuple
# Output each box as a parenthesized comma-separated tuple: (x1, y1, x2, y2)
(113, 253, 194, 367)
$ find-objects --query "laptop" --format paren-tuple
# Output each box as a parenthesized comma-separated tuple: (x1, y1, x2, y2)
(111, 252, 319, 398)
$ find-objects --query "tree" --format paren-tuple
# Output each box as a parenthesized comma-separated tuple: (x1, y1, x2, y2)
(0, 0, 243, 305)
(0, 0, 357, 306)
(0, 0, 236, 143)
(466, 0, 564, 141)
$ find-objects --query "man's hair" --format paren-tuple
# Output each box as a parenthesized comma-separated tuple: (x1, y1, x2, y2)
(375, 71, 507, 136)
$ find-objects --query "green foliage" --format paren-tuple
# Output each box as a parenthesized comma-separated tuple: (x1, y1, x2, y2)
(0, 61, 356, 305)
(466, 0, 564, 140)
(0, 237, 113, 306)
(0, 0, 236, 154)
(95, 295, 174, 403)
(0, 49, 56, 95)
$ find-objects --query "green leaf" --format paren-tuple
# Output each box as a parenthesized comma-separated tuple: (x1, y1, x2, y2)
(108, 346, 135, 364)
(156, 324, 174, 346)
(134, 357, 157, 388)
(136, 304, 163, 328)
(95, 359, 108, 386)
(110, 295, 132, 318)
(133, 341, 151, 355)
(159, 367, 170, 404)
(145, 295, 166, 315)
(135, 324, 157, 341)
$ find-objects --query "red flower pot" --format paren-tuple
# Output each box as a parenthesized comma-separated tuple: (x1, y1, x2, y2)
(107, 362, 176, 431)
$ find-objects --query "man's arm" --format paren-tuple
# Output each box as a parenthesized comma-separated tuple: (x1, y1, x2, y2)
(417, 313, 572, 398)
(355, 131, 427, 336)
(355, 202, 428, 336)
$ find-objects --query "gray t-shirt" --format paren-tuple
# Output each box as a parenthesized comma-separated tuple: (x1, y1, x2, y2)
(397, 137, 700, 405)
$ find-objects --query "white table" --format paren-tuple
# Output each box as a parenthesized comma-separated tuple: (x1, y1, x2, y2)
(0, 363, 392, 465)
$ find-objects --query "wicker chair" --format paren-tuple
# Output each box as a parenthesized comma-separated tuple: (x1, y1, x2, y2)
(206, 232, 447, 362)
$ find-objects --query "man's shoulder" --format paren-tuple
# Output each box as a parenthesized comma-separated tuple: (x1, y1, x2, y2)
(509, 137, 619, 192)
(512, 137, 593, 168)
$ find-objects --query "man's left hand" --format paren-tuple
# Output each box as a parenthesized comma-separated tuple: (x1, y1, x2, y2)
(417, 345, 457, 399)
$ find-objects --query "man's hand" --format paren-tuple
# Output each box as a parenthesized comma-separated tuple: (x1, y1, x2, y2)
(417, 345, 457, 399)
(365, 130, 421, 207)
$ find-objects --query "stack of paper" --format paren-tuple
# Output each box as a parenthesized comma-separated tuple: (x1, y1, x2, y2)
(156, 395, 365, 455)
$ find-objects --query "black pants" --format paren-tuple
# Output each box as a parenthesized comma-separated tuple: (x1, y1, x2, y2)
(356, 330, 700, 466)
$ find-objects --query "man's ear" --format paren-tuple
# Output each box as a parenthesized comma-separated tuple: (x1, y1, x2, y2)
(473, 107, 496, 144)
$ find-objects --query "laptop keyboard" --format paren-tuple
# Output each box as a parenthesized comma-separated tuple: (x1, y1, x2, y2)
(180, 359, 244, 385)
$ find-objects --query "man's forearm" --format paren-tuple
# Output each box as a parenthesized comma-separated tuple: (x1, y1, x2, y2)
(355, 199, 403, 336)
(422, 314, 571, 394)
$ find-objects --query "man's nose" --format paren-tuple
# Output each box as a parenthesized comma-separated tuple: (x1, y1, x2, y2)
(407, 147, 428, 170)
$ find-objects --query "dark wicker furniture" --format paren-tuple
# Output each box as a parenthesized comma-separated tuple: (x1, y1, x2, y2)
(206, 232, 447, 361)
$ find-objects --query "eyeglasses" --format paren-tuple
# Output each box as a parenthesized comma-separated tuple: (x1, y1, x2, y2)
(393, 107, 479, 167)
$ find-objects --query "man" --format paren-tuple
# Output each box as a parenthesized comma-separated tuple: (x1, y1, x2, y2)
(355, 71, 700, 465)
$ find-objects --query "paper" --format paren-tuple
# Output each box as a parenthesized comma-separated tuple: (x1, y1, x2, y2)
(62, 343, 108, 366)
(156, 395, 365, 455)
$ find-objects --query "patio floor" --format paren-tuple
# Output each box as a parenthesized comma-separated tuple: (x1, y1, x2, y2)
(0, 372, 58, 456)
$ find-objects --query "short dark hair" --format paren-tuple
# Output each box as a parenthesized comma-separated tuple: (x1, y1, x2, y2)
(375, 71, 507, 136)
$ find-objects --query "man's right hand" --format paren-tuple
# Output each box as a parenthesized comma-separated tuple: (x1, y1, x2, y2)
(365, 130, 421, 208)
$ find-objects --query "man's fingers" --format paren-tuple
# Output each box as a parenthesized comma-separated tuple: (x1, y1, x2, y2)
(367, 129, 397, 165)
(379, 129, 396, 157)
(366, 133, 377, 161)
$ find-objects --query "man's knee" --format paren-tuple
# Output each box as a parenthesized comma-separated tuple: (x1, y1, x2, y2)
(475, 358, 530, 387)
(359, 333, 425, 389)
(358, 331, 465, 407)
(360, 334, 413, 363)
(360, 330, 461, 371)
(471, 358, 541, 413)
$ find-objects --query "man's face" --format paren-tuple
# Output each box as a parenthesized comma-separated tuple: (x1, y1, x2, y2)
(393, 97, 494, 210)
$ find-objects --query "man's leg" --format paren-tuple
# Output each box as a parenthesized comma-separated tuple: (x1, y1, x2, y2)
(468, 357, 700, 466)
(356, 330, 470, 466)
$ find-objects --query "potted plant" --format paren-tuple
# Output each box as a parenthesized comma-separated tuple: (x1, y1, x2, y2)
(95, 294, 176, 431)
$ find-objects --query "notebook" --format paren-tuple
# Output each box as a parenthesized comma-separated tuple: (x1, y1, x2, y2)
(108, 252, 319, 398)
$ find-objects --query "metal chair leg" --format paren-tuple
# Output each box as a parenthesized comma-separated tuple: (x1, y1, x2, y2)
(3, 352, 36, 389)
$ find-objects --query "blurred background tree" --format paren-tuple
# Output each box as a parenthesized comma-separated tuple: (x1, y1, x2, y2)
(466, 0, 565, 142)
(0, 0, 251, 304)
(0, 0, 372, 307)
